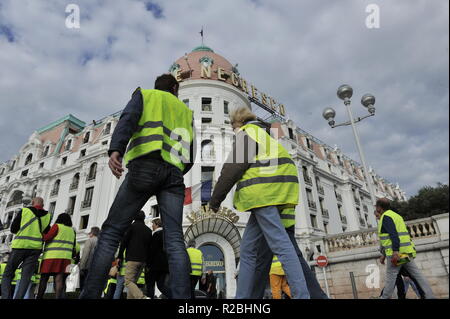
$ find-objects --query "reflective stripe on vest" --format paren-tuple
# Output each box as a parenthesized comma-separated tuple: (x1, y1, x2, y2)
(0, 263, 6, 283)
(279, 205, 296, 228)
(377, 210, 416, 258)
(187, 248, 203, 276)
(137, 270, 145, 285)
(43, 224, 76, 260)
(124, 89, 194, 172)
(233, 123, 299, 212)
(104, 278, 118, 294)
(11, 208, 51, 250)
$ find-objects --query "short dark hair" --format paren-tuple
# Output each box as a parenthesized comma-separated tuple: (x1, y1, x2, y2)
(55, 213, 73, 227)
(134, 211, 146, 221)
(90, 227, 100, 236)
(154, 74, 179, 93)
(376, 198, 391, 211)
(188, 240, 196, 248)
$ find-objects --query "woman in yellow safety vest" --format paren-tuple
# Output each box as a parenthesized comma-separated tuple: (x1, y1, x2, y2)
(36, 213, 76, 299)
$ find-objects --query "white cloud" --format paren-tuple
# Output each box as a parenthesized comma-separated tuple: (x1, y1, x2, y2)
(0, 0, 448, 196)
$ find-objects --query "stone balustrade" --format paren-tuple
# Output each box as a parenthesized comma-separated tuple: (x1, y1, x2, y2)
(324, 215, 444, 253)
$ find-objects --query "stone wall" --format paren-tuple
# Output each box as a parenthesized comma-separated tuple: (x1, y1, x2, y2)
(311, 213, 449, 299)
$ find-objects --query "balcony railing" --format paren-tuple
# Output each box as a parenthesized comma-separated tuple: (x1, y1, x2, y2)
(317, 185, 324, 195)
(308, 200, 317, 210)
(340, 215, 347, 224)
(304, 175, 312, 186)
(336, 193, 342, 202)
(322, 209, 329, 218)
(324, 215, 443, 253)
(65, 208, 74, 215)
(81, 200, 92, 208)
(50, 189, 59, 197)
(354, 197, 361, 205)
(86, 175, 96, 182)
(363, 205, 368, 212)
(6, 199, 22, 208)
(69, 182, 79, 191)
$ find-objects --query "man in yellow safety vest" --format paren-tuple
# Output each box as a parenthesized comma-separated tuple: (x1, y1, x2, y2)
(1, 197, 51, 299)
(80, 74, 195, 299)
(209, 107, 309, 299)
(186, 240, 204, 299)
(376, 198, 435, 299)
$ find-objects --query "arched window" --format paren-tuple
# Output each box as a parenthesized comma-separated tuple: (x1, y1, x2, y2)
(31, 185, 38, 198)
(71, 173, 80, 190)
(10, 160, 16, 171)
(83, 132, 91, 144)
(65, 139, 72, 151)
(7, 190, 23, 207)
(201, 140, 215, 161)
(51, 179, 60, 196)
(25, 154, 33, 166)
(104, 123, 112, 135)
(43, 145, 50, 157)
(88, 162, 97, 181)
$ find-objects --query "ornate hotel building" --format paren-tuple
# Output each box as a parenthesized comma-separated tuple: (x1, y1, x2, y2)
(0, 45, 407, 298)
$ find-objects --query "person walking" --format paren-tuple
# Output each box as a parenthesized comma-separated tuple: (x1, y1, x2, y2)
(375, 198, 435, 299)
(80, 74, 195, 299)
(0, 256, 7, 298)
(117, 211, 152, 299)
(187, 240, 204, 299)
(24, 256, 42, 299)
(209, 107, 310, 299)
(269, 256, 291, 299)
(251, 206, 328, 299)
(1, 197, 51, 299)
(113, 252, 126, 299)
(79, 226, 100, 291)
(205, 270, 217, 299)
(145, 217, 171, 299)
(36, 213, 77, 299)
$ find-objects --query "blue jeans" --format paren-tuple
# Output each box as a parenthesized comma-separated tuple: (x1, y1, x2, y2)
(251, 226, 328, 299)
(113, 275, 125, 299)
(1, 248, 41, 299)
(79, 158, 191, 299)
(236, 206, 310, 299)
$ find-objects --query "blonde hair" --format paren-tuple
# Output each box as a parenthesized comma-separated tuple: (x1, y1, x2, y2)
(229, 106, 257, 126)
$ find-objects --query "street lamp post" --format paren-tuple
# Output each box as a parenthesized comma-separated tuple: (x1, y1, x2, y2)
(322, 84, 377, 208)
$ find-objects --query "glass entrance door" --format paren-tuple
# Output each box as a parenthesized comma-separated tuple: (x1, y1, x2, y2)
(199, 244, 226, 299)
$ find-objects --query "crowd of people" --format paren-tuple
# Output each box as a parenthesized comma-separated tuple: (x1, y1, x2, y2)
(0, 74, 436, 300)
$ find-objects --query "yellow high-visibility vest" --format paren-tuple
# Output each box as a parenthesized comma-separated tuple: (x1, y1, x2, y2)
(43, 224, 76, 260)
(11, 208, 51, 250)
(187, 248, 203, 276)
(124, 89, 193, 172)
(378, 210, 416, 258)
(270, 256, 285, 276)
(233, 123, 299, 212)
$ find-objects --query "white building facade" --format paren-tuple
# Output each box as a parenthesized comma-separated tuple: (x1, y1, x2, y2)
(0, 46, 407, 298)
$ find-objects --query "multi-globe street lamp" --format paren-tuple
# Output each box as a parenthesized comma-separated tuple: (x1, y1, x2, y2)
(322, 84, 377, 207)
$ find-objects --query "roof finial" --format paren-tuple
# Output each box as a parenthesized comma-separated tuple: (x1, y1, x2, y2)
(199, 26, 204, 46)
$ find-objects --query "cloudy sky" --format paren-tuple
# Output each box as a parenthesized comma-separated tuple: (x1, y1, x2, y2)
(0, 0, 448, 196)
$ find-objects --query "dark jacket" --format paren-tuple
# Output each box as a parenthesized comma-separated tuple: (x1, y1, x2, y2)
(209, 121, 270, 210)
(147, 228, 169, 272)
(10, 206, 50, 234)
(118, 220, 153, 263)
(108, 88, 195, 175)
(380, 215, 400, 252)
(381, 216, 400, 255)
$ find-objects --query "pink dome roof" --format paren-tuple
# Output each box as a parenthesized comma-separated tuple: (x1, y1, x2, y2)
(170, 46, 237, 81)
